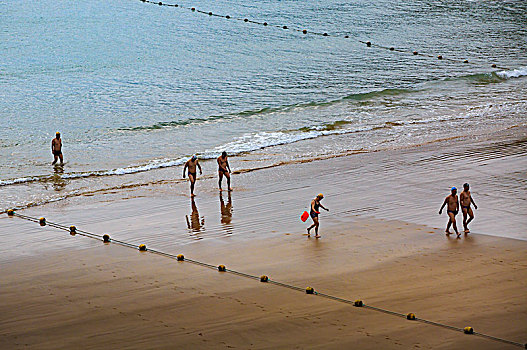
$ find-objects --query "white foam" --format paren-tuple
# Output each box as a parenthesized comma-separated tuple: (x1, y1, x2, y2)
(496, 66, 527, 79)
(0, 176, 40, 186)
(61, 157, 189, 179)
(0, 102, 518, 188)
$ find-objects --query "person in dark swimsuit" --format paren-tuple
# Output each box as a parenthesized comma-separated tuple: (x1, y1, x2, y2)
(460, 183, 478, 233)
(51, 132, 63, 165)
(439, 187, 460, 238)
(307, 194, 329, 238)
(217, 151, 232, 192)
(183, 155, 202, 197)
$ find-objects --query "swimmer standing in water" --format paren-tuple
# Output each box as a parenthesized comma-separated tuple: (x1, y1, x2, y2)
(51, 132, 63, 165)
(439, 187, 460, 238)
(183, 155, 202, 197)
(307, 194, 329, 238)
(460, 183, 478, 233)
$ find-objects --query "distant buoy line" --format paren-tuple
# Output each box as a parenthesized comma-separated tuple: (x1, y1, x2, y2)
(136, 0, 509, 70)
(6, 210, 526, 348)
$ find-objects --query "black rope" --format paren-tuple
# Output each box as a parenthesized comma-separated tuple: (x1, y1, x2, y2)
(137, 0, 509, 70)
(6, 211, 525, 349)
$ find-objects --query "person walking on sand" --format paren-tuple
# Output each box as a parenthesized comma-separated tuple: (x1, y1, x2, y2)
(217, 151, 232, 192)
(51, 132, 63, 165)
(307, 194, 329, 238)
(460, 183, 478, 233)
(439, 187, 460, 238)
(183, 155, 202, 197)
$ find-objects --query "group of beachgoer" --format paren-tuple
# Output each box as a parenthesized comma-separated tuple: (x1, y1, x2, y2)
(439, 184, 478, 238)
(50, 133, 478, 239)
(182, 151, 232, 197)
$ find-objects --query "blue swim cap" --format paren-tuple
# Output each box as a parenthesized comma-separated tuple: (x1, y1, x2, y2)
(451, 187, 457, 191)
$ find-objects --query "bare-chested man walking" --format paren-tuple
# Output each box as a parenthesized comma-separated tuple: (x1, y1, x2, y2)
(51, 132, 64, 165)
(460, 183, 478, 234)
(217, 151, 232, 192)
(183, 155, 202, 197)
(439, 187, 460, 238)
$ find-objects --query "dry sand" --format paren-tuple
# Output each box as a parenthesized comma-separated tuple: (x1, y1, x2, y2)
(1, 128, 526, 349)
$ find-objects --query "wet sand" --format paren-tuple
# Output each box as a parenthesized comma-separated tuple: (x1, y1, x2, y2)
(2, 219, 526, 349)
(1, 127, 526, 349)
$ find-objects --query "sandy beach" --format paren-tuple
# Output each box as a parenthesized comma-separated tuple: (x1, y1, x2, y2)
(1, 127, 526, 349)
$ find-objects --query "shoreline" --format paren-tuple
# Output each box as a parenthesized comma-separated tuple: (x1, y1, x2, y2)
(1, 123, 525, 218)
(1, 125, 526, 349)
(1, 124, 525, 261)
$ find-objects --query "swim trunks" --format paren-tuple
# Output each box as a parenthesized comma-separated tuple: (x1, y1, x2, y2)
(218, 167, 229, 174)
(447, 210, 458, 216)
(461, 205, 470, 210)
(53, 150, 62, 156)
(188, 172, 197, 179)
(310, 210, 318, 219)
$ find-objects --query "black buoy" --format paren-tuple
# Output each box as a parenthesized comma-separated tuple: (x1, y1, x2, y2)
(208, 12, 212, 15)
(323, 33, 328, 36)
(302, 29, 307, 34)
(463, 59, 469, 63)
(244, 18, 248, 22)
(225, 15, 230, 19)
(390, 47, 394, 51)
(263, 22, 268, 26)
(413, 51, 418, 55)
(344, 35, 349, 38)
(158, 2, 162, 5)
(283, 25, 288, 29)
(366, 41, 371, 47)
(491, 64, 497, 68)
(437, 55, 443, 60)
(191, 7, 195, 11)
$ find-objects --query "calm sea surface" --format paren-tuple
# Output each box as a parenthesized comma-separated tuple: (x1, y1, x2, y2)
(1, 0, 526, 213)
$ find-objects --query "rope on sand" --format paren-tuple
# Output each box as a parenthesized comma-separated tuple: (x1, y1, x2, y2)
(136, 0, 509, 70)
(6, 210, 526, 349)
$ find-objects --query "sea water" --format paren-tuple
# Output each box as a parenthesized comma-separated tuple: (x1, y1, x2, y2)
(1, 0, 526, 216)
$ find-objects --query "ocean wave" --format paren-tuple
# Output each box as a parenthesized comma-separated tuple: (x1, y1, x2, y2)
(462, 67, 527, 84)
(118, 106, 290, 131)
(118, 88, 416, 132)
(0, 104, 489, 188)
(0, 158, 188, 187)
(496, 66, 527, 79)
(0, 176, 42, 186)
(342, 88, 414, 101)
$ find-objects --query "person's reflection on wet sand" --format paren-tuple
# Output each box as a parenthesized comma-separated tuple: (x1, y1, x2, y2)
(51, 165, 67, 191)
(186, 197, 204, 233)
(219, 192, 233, 233)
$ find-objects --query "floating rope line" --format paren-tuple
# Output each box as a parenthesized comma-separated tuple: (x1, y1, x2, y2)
(137, 0, 509, 70)
(5, 210, 525, 349)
